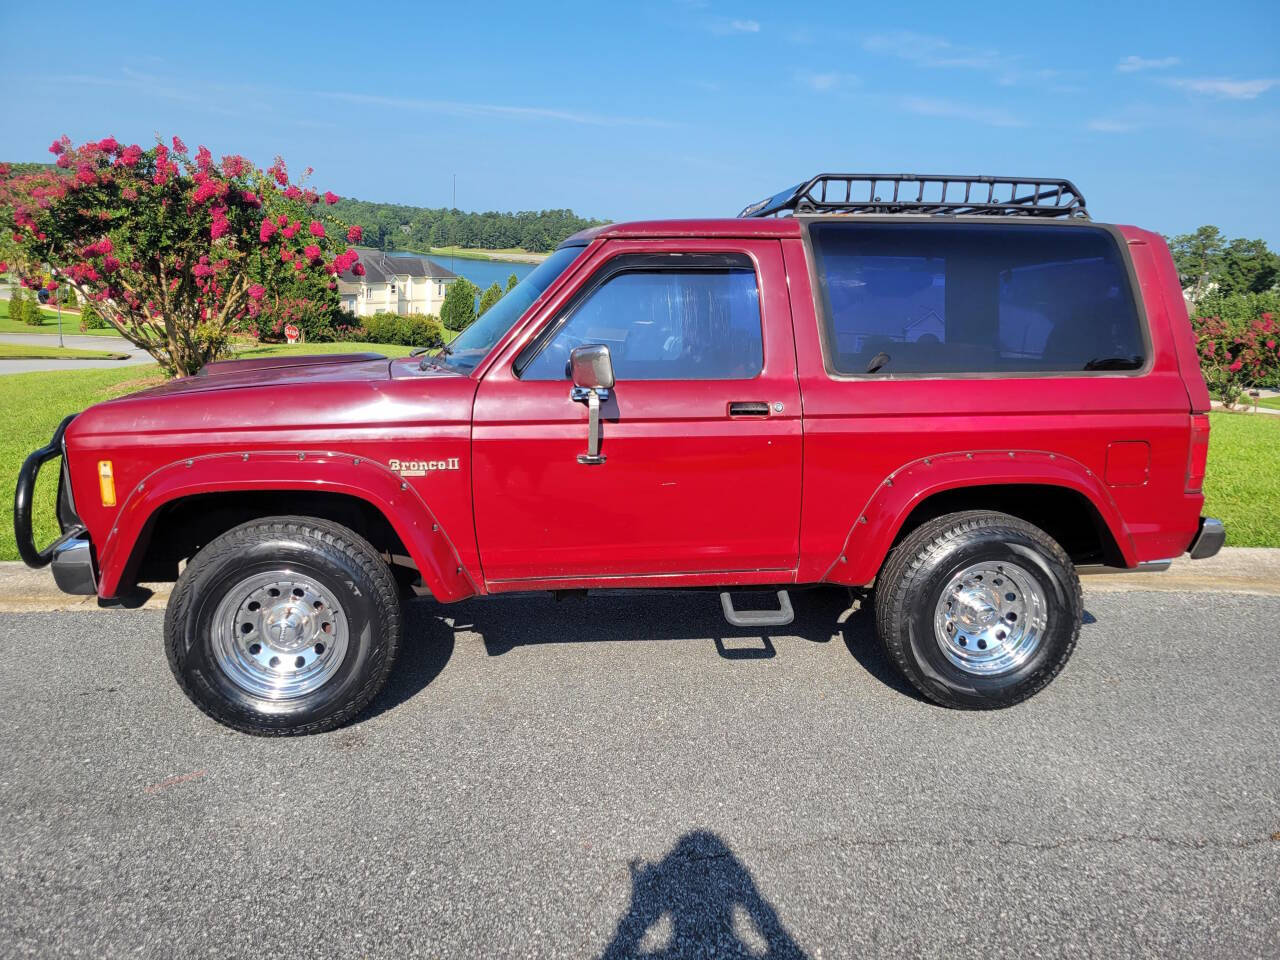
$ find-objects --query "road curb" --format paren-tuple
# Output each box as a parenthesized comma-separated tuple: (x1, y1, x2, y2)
(1, 547, 1278, 612)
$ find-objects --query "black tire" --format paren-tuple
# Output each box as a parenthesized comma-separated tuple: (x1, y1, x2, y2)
(873, 510, 1082, 709)
(165, 516, 402, 736)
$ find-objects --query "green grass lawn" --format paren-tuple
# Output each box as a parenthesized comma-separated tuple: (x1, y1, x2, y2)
(2, 374, 1275, 563)
(0, 298, 121, 336)
(1253, 395, 1280, 410)
(425, 245, 546, 263)
(1202, 411, 1280, 547)
(0, 344, 129, 360)
(236, 341, 417, 359)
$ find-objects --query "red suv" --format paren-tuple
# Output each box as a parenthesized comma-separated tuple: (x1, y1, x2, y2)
(15, 174, 1224, 734)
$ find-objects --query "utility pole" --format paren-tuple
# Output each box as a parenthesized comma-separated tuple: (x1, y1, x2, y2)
(451, 173, 456, 275)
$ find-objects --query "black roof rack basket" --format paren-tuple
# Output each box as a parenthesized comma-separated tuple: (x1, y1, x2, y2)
(739, 173, 1088, 220)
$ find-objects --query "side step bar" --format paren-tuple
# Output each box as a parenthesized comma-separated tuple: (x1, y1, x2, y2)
(720, 590, 794, 628)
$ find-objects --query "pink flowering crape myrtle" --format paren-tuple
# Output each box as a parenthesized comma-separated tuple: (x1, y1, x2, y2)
(0, 137, 360, 376)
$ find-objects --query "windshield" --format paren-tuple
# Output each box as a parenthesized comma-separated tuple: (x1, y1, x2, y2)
(436, 245, 586, 374)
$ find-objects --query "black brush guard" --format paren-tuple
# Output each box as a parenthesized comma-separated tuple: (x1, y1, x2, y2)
(13, 414, 85, 569)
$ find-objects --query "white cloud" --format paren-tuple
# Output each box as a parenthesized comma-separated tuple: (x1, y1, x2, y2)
(863, 31, 1003, 71)
(796, 71, 856, 92)
(900, 96, 1025, 128)
(322, 92, 673, 128)
(707, 17, 761, 36)
(1167, 77, 1278, 100)
(1116, 55, 1180, 73)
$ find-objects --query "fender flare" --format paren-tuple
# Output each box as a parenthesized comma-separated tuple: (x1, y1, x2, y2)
(96, 450, 478, 602)
(824, 449, 1137, 585)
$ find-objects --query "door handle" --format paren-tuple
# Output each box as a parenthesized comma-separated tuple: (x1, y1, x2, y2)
(728, 401, 770, 417)
(571, 386, 607, 465)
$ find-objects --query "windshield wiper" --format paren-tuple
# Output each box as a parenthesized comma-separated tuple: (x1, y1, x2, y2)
(418, 342, 453, 370)
(1082, 355, 1143, 371)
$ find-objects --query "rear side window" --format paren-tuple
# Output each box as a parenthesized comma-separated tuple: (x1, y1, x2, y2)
(521, 260, 763, 381)
(808, 222, 1145, 375)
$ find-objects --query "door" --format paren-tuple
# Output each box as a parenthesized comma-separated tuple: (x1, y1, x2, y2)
(471, 239, 802, 588)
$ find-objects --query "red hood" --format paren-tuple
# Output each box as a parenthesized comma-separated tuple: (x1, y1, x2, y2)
(130, 352, 394, 398)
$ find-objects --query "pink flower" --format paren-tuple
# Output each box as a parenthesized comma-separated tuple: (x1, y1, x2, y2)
(118, 144, 143, 167)
(346, 224, 362, 243)
(283, 185, 302, 200)
(303, 244, 322, 261)
(308, 221, 325, 238)
(210, 216, 229, 240)
(49, 139, 65, 155)
(55, 154, 71, 169)
(259, 218, 277, 243)
(1229, 360, 1243, 373)
(98, 137, 118, 153)
(196, 145, 213, 172)
(222, 155, 248, 178)
(280, 248, 294, 262)
(281, 221, 300, 239)
(270, 158, 289, 186)
(241, 191, 262, 207)
(0, 262, 6, 273)
(324, 191, 340, 205)
(1268, 340, 1277, 350)
(100, 255, 121, 274)
(172, 136, 188, 153)
(248, 284, 266, 300)
(277, 214, 288, 226)
(353, 262, 365, 276)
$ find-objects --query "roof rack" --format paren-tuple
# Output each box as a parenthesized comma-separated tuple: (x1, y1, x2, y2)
(739, 173, 1089, 220)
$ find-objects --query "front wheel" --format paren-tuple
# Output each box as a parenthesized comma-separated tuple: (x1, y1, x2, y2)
(165, 516, 402, 735)
(874, 510, 1082, 709)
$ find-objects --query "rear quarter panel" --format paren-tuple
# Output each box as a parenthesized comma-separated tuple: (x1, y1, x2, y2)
(783, 225, 1202, 584)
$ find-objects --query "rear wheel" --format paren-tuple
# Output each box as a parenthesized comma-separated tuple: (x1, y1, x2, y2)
(165, 516, 401, 735)
(874, 510, 1082, 709)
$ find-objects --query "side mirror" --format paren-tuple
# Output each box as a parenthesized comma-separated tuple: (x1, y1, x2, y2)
(569, 344, 615, 391)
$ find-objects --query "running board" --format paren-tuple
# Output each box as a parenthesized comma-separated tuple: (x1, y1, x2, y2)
(720, 590, 794, 628)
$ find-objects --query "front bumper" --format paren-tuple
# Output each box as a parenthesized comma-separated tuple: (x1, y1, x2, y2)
(1188, 517, 1226, 560)
(13, 414, 97, 595)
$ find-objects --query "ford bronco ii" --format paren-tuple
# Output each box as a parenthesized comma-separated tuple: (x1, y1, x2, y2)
(14, 174, 1225, 735)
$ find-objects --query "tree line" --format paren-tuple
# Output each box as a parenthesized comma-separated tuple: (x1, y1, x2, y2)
(1169, 226, 1278, 304)
(328, 199, 607, 253)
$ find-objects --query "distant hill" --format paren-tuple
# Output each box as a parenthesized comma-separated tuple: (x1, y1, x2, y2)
(329, 199, 607, 254)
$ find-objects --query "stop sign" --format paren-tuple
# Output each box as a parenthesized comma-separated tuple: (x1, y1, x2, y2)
(284, 324, 300, 344)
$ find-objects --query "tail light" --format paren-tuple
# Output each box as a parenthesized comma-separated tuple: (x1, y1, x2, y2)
(1186, 415, 1209, 493)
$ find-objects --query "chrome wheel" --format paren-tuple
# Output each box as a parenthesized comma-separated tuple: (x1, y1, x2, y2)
(932, 560, 1047, 676)
(210, 571, 349, 700)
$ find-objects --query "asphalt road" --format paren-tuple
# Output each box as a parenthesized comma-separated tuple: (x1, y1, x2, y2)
(1, 588, 1276, 958)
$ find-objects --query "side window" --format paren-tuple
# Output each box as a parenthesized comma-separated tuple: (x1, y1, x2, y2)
(521, 263, 764, 381)
(809, 222, 1145, 375)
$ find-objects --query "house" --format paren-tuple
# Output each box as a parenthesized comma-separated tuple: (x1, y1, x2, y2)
(337, 250, 457, 317)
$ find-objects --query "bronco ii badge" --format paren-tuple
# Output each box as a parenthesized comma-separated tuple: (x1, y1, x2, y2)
(388, 457, 460, 477)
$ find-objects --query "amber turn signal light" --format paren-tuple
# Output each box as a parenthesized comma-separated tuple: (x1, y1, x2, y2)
(98, 460, 116, 507)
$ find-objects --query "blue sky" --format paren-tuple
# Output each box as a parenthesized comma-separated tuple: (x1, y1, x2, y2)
(1, 0, 1278, 243)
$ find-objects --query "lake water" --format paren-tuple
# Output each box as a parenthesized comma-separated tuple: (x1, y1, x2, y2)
(404, 252, 537, 290)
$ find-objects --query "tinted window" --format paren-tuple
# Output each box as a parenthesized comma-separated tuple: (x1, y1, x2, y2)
(809, 222, 1145, 375)
(521, 264, 763, 381)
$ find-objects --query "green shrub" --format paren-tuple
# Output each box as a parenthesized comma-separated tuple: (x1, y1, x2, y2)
(20, 289, 44, 325)
(440, 278, 478, 332)
(356, 311, 443, 347)
(79, 301, 108, 330)
(7, 288, 25, 322)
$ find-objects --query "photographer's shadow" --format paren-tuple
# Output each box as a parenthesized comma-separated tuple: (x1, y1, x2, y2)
(599, 830, 809, 959)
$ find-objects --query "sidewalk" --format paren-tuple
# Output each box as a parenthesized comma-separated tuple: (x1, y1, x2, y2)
(1, 548, 1277, 612)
